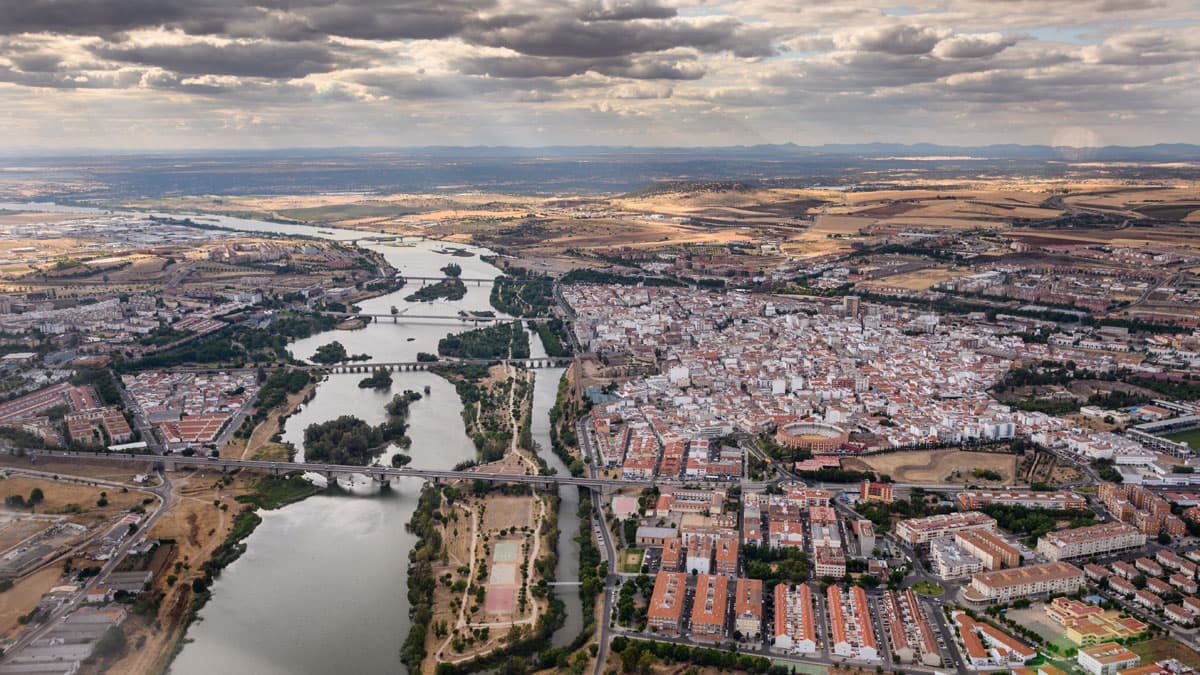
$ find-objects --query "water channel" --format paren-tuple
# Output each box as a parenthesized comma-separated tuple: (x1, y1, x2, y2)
(0, 203, 581, 673)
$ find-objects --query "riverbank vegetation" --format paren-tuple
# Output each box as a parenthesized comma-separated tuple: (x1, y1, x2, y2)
(609, 637, 788, 674)
(442, 365, 531, 467)
(234, 474, 320, 510)
(530, 319, 572, 357)
(491, 273, 553, 317)
(548, 371, 585, 476)
(401, 485, 443, 673)
(438, 321, 529, 360)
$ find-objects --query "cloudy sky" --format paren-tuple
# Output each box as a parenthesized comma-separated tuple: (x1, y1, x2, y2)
(2, 0, 1199, 150)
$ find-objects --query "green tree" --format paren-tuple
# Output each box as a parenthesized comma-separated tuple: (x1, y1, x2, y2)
(93, 625, 126, 658)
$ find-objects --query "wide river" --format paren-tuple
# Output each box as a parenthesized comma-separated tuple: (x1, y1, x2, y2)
(0, 204, 580, 674)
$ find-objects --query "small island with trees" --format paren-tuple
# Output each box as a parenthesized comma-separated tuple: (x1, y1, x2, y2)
(357, 367, 393, 390)
(404, 263, 467, 302)
(302, 390, 421, 465)
(310, 341, 371, 364)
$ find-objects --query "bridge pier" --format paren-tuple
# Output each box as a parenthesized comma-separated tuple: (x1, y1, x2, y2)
(324, 472, 339, 489)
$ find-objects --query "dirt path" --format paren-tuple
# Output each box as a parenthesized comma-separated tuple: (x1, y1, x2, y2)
(434, 505, 479, 662)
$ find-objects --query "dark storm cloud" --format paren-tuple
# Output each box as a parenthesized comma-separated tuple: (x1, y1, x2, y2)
(457, 53, 703, 80)
(89, 40, 366, 78)
(0, 0, 199, 36)
(243, 2, 500, 42)
(464, 17, 776, 59)
(0, 63, 142, 88)
(0, 0, 498, 41)
(0, 0, 767, 80)
(579, 0, 677, 22)
(349, 70, 557, 99)
(8, 51, 64, 72)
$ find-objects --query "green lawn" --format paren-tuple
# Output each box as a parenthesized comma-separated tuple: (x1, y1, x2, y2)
(773, 660, 827, 675)
(1162, 427, 1200, 449)
(912, 581, 945, 596)
(620, 549, 644, 574)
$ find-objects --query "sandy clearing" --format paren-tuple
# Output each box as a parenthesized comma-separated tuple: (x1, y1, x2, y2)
(845, 449, 1017, 485)
(810, 214, 871, 235)
(858, 267, 971, 291)
(0, 565, 62, 637)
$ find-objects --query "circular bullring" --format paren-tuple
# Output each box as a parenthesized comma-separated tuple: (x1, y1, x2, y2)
(775, 421, 849, 453)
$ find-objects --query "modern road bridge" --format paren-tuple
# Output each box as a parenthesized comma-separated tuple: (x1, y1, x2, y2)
(320, 311, 557, 325)
(27, 450, 711, 493)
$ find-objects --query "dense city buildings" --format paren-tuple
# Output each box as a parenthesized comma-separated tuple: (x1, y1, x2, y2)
(931, 537, 983, 579)
(772, 583, 817, 654)
(827, 585, 878, 661)
(1045, 598, 1148, 646)
(965, 562, 1086, 603)
(690, 574, 729, 641)
(1099, 482, 1188, 537)
(733, 578, 763, 638)
(880, 589, 942, 667)
(859, 480, 894, 504)
(895, 512, 997, 546)
(1077, 643, 1141, 675)
(952, 611, 1036, 667)
(564, 284, 1027, 473)
(1036, 522, 1148, 561)
(957, 489, 1086, 511)
(647, 571, 687, 634)
(954, 529, 1022, 570)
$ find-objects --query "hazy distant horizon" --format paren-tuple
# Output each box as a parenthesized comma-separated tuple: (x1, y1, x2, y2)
(3, 141, 1200, 160)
